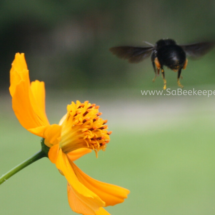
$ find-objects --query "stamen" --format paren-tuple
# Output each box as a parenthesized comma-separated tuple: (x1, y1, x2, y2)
(83, 117, 91, 123)
(89, 126, 97, 131)
(99, 125, 107, 130)
(88, 104, 95, 109)
(103, 120, 108, 124)
(78, 104, 84, 108)
(97, 112, 102, 116)
(93, 117, 98, 122)
(74, 111, 81, 117)
(83, 110, 89, 116)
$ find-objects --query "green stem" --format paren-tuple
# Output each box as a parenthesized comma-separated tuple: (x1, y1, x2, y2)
(0, 150, 46, 185)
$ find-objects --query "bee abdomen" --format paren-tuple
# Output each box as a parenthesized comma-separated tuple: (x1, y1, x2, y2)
(157, 45, 186, 70)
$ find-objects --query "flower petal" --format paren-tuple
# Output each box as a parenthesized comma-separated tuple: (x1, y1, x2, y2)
(49, 146, 91, 165)
(11, 80, 48, 129)
(9, 53, 29, 96)
(56, 149, 105, 214)
(48, 144, 59, 164)
(28, 125, 48, 137)
(71, 162, 130, 206)
(30, 80, 49, 125)
(67, 148, 92, 162)
(68, 183, 104, 215)
(10, 53, 49, 132)
(43, 124, 62, 147)
(95, 207, 110, 215)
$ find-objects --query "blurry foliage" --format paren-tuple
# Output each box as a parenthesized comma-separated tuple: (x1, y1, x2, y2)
(0, 0, 215, 89)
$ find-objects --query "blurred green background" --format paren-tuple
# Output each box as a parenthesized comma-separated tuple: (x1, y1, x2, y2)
(1, 0, 215, 214)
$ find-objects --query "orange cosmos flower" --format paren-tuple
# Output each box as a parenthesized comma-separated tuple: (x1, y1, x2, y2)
(9, 53, 129, 215)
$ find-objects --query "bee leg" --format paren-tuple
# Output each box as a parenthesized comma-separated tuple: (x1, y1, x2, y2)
(151, 53, 157, 82)
(154, 57, 166, 89)
(153, 57, 161, 82)
(153, 69, 161, 81)
(161, 69, 167, 90)
(183, 59, 188, 69)
(177, 68, 183, 88)
(180, 59, 187, 80)
(152, 61, 157, 82)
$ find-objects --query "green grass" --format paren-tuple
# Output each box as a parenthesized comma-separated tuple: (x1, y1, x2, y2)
(1, 97, 215, 215)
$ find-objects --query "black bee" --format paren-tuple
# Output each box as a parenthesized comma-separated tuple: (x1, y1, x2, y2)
(110, 39, 214, 89)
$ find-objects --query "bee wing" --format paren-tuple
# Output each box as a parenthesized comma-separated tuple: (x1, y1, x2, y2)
(180, 41, 214, 58)
(109, 46, 154, 63)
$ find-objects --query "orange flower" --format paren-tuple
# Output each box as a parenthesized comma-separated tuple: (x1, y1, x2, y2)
(9, 53, 129, 215)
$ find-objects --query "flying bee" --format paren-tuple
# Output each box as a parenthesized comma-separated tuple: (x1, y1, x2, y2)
(110, 39, 214, 90)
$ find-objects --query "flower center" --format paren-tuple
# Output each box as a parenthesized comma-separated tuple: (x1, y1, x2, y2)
(59, 101, 111, 155)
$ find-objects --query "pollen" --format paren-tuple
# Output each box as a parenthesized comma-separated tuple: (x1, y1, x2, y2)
(59, 101, 111, 155)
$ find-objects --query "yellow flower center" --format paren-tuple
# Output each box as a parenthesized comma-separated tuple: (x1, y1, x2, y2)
(59, 101, 111, 155)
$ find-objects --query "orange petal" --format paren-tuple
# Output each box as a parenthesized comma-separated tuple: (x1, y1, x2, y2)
(12, 80, 49, 130)
(67, 148, 92, 162)
(55, 149, 105, 214)
(49, 146, 91, 165)
(71, 162, 130, 206)
(95, 207, 110, 215)
(43, 124, 62, 147)
(30, 80, 49, 125)
(9, 53, 29, 96)
(28, 125, 49, 137)
(48, 144, 59, 164)
(10, 53, 49, 133)
(11, 53, 28, 71)
(68, 183, 105, 215)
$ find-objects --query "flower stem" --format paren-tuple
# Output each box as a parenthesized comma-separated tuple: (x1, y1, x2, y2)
(0, 150, 46, 185)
